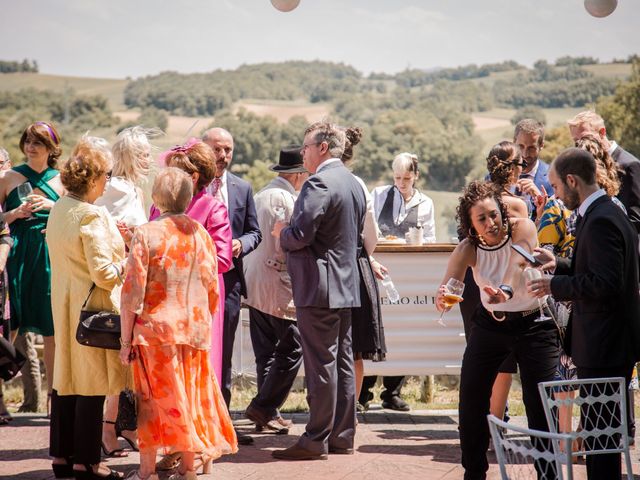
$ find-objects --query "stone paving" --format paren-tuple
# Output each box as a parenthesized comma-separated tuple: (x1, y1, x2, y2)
(1, 407, 639, 479)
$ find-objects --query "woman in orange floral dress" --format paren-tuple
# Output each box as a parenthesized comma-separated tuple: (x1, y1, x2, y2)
(119, 168, 237, 480)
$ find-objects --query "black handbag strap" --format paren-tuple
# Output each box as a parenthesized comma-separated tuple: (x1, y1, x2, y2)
(81, 283, 97, 310)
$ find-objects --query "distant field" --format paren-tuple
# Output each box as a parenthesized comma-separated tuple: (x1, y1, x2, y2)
(235, 99, 331, 124)
(0, 72, 127, 110)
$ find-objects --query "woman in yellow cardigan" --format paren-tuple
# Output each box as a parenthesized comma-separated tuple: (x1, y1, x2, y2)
(46, 137, 127, 480)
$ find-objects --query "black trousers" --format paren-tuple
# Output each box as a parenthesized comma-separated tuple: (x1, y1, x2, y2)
(221, 269, 242, 407)
(49, 390, 105, 465)
(577, 364, 634, 480)
(459, 308, 559, 480)
(359, 376, 405, 404)
(248, 307, 303, 417)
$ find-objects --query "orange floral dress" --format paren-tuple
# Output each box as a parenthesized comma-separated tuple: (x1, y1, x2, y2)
(121, 214, 237, 457)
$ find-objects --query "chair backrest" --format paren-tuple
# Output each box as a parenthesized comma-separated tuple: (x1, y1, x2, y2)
(538, 377, 633, 479)
(487, 414, 574, 480)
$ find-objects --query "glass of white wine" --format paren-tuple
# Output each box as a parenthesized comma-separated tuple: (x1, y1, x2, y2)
(523, 267, 552, 322)
(438, 278, 465, 327)
(270, 191, 287, 222)
(16, 183, 34, 220)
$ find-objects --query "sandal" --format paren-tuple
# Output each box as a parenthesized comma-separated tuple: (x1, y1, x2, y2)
(155, 452, 182, 471)
(102, 421, 128, 458)
(117, 430, 139, 452)
(193, 453, 212, 474)
(52, 457, 74, 478)
(73, 464, 124, 479)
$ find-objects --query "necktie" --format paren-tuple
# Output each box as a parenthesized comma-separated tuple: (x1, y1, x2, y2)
(211, 177, 222, 199)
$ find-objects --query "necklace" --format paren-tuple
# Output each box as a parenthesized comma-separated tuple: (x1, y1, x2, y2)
(66, 193, 86, 202)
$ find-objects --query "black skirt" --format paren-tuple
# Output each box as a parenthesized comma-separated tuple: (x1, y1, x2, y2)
(351, 255, 386, 361)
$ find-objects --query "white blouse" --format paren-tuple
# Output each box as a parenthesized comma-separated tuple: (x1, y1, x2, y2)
(371, 185, 436, 243)
(95, 176, 148, 227)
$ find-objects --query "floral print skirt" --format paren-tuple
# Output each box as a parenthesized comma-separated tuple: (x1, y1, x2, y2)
(133, 344, 238, 457)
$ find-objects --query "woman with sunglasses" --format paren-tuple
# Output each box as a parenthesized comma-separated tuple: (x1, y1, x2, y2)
(0, 121, 65, 411)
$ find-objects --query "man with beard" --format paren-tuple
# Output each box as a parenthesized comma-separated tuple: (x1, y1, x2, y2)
(203, 127, 262, 444)
(513, 119, 554, 219)
(529, 147, 640, 479)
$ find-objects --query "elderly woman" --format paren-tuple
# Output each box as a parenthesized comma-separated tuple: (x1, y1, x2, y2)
(96, 126, 157, 456)
(119, 168, 237, 480)
(372, 152, 436, 243)
(46, 137, 127, 479)
(0, 122, 64, 409)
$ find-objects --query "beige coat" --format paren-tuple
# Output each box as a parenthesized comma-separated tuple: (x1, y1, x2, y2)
(46, 197, 127, 396)
(243, 176, 297, 320)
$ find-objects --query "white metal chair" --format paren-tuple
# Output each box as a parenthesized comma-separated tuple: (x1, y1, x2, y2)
(487, 414, 574, 480)
(538, 377, 633, 479)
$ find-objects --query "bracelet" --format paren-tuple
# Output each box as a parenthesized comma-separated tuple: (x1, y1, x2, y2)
(498, 284, 514, 300)
(119, 338, 132, 348)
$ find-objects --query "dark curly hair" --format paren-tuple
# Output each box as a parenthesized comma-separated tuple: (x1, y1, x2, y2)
(456, 181, 509, 246)
(487, 141, 521, 189)
(341, 126, 362, 163)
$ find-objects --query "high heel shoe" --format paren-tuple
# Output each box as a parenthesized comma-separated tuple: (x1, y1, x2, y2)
(73, 464, 123, 479)
(102, 421, 128, 457)
(52, 457, 74, 478)
(117, 430, 139, 452)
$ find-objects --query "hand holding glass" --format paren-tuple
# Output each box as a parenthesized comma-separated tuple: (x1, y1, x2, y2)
(523, 267, 551, 321)
(438, 278, 464, 327)
(16, 183, 34, 220)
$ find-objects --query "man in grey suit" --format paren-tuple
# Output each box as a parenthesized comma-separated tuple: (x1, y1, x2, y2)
(272, 122, 366, 460)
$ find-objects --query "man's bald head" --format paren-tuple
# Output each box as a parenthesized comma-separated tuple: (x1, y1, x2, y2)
(202, 127, 234, 177)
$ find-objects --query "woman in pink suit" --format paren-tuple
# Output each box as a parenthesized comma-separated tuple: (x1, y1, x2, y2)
(151, 140, 232, 384)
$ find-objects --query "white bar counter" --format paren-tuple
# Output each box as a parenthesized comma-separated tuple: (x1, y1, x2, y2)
(365, 242, 465, 376)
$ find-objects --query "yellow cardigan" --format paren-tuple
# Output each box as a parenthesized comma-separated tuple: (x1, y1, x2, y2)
(46, 196, 128, 396)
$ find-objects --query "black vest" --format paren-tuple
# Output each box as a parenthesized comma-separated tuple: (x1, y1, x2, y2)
(377, 187, 419, 238)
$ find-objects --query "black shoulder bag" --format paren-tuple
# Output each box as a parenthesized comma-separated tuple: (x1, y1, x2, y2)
(76, 284, 121, 350)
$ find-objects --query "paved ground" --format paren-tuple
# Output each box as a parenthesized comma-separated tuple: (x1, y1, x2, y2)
(1, 407, 639, 479)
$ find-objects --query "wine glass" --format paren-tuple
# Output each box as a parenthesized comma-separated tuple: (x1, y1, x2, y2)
(270, 191, 287, 222)
(437, 278, 465, 327)
(16, 183, 34, 220)
(523, 267, 552, 322)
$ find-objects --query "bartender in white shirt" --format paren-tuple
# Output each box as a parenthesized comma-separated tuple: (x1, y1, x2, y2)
(371, 152, 436, 244)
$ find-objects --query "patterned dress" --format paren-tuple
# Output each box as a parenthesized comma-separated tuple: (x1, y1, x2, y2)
(121, 214, 237, 457)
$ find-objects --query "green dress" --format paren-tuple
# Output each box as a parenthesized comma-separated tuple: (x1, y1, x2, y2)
(6, 164, 60, 336)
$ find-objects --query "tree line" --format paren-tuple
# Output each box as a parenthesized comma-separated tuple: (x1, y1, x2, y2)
(0, 59, 38, 74)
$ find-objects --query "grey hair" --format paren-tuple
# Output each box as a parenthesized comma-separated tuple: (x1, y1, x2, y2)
(152, 167, 193, 214)
(305, 122, 346, 159)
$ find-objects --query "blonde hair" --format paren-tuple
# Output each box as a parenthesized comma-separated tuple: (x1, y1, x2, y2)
(567, 111, 605, 131)
(60, 136, 113, 196)
(575, 134, 620, 197)
(392, 152, 419, 176)
(152, 167, 193, 214)
(112, 126, 159, 184)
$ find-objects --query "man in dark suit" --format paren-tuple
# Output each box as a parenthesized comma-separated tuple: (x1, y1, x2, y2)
(202, 127, 262, 443)
(530, 147, 640, 479)
(271, 122, 366, 460)
(568, 110, 640, 233)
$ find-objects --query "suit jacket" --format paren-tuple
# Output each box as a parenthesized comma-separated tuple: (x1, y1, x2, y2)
(532, 159, 554, 196)
(226, 171, 262, 296)
(280, 161, 366, 309)
(551, 195, 640, 368)
(612, 146, 640, 233)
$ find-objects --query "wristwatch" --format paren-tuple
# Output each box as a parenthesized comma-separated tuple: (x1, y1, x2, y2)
(498, 284, 514, 300)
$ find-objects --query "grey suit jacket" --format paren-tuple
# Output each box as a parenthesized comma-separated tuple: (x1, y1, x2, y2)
(280, 161, 366, 309)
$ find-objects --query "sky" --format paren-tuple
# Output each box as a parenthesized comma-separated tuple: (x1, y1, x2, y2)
(0, 0, 638, 79)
